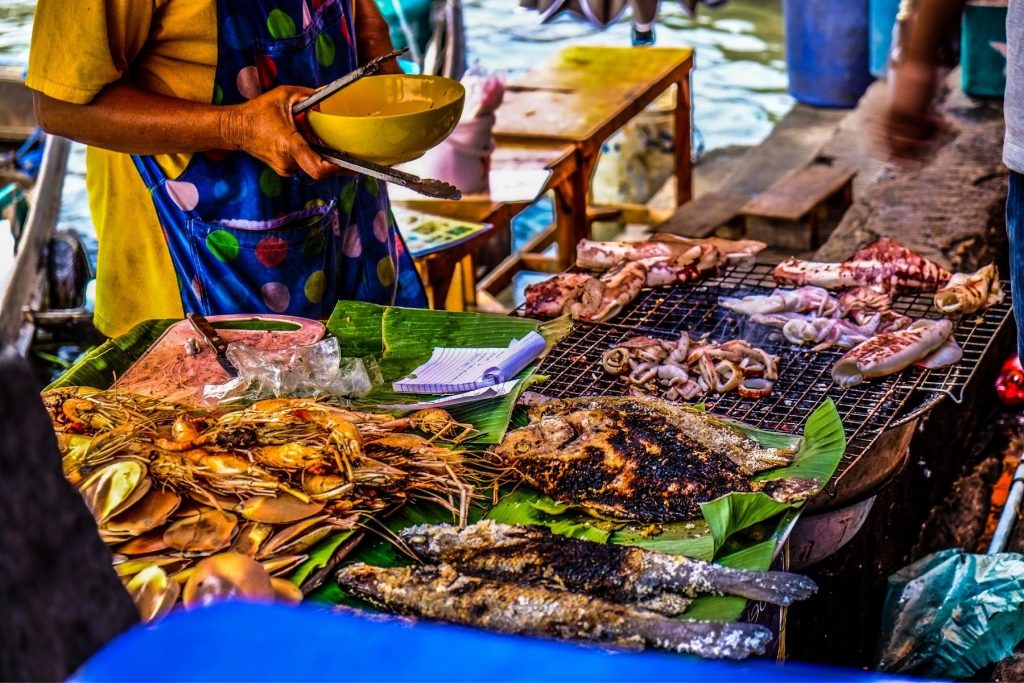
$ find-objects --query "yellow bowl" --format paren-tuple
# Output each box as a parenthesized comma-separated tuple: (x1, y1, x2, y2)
(308, 74, 466, 166)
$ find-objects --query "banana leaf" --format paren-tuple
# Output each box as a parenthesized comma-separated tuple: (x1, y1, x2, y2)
(46, 319, 175, 391)
(326, 302, 571, 443)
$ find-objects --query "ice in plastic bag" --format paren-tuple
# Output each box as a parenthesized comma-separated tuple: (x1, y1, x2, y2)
(202, 337, 381, 404)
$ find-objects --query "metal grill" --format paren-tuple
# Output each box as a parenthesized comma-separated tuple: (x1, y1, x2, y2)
(533, 263, 1013, 481)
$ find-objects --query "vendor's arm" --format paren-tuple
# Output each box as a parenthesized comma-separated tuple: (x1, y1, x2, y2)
(33, 83, 338, 179)
(354, 0, 403, 75)
(870, 0, 968, 161)
(26, 0, 336, 179)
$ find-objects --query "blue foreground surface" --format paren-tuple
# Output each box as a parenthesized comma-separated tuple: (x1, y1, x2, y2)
(74, 602, 919, 682)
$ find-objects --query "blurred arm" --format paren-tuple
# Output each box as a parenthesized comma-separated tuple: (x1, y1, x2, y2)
(870, 0, 968, 162)
(354, 0, 403, 74)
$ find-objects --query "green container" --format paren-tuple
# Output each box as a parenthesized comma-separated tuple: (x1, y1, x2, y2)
(962, 0, 1008, 98)
(375, 0, 434, 55)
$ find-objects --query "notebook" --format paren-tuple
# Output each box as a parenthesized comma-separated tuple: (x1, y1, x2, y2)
(392, 331, 547, 394)
(381, 379, 521, 411)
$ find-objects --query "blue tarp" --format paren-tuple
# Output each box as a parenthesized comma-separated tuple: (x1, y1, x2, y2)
(74, 601, 920, 682)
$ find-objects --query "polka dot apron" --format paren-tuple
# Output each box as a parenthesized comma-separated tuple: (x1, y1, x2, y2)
(131, 0, 428, 318)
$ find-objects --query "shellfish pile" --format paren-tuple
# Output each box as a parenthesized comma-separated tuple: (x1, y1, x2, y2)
(44, 387, 479, 621)
(600, 333, 778, 401)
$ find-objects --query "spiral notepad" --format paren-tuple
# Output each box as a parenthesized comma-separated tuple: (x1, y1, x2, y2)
(392, 331, 546, 394)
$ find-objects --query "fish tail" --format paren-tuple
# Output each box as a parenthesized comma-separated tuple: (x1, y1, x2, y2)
(638, 619, 772, 659)
(703, 567, 818, 606)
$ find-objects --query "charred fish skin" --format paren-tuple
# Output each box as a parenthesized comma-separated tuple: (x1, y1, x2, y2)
(399, 521, 818, 607)
(336, 563, 773, 660)
(530, 396, 799, 473)
(497, 398, 814, 522)
(496, 407, 753, 521)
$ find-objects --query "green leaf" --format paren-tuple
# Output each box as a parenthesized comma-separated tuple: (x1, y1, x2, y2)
(47, 319, 176, 391)
(682, 510, 801, 622)
(288, 529, 357, 586)
(325, 302, 571, 443)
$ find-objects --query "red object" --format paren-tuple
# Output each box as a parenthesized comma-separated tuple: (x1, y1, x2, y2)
(995, 356, 1024, 405)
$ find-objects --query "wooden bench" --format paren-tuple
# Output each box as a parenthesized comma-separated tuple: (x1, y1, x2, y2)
(653, 190, 750, 238)
(741, 161, 857, 250)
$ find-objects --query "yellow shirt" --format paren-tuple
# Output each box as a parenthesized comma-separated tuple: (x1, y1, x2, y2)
(26, 0, 218, 337)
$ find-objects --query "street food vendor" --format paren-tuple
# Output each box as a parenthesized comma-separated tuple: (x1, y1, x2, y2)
(26, 0, 428, 338)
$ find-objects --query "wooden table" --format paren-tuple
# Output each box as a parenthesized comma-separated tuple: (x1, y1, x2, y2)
(399, 141, 578, 303)
(493, 45, 694, 270)
(411, 220, 495, 311)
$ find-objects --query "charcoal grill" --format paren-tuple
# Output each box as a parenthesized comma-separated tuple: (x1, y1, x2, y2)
(531, 263, 1013, 489)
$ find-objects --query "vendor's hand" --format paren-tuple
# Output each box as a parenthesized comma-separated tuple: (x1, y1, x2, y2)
(866, 60, 945, 166)
(226, 85, 341, 179)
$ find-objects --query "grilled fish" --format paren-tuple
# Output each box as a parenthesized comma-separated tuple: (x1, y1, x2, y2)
(494, 396, 815, 522)
(399, 520, 818, 612)
(336, 563, 773, 659)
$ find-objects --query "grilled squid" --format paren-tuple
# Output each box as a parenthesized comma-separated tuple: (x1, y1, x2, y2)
(831, 319, 962, 388)
(933, 264, 1004, 315)
(601, 332, 778, 400)
(772, 238, 951, 293)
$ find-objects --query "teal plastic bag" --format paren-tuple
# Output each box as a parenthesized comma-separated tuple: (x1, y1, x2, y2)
(878, 549, 1024, 679)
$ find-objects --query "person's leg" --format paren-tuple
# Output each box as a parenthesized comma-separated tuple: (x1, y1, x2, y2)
(630, 0, 657, 45)
(1008, 171, 1024, 359)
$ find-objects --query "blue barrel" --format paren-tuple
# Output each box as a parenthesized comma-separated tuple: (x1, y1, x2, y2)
(869, 0, 901, 77)
(783, 0, 875, 108)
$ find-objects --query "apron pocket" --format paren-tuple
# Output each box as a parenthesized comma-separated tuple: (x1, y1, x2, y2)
(185, 201, 341, 318)
(256, 0, 353, 90)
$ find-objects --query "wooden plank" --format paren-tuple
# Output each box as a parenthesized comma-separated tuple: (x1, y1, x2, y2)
(741, 163, 856, 221)
(479, 223, 560, 295)
(519, 254, 561, 273)
(1, 135, 70, 348)
(586, 206, 622, 223)
(494, 47, 693, 145)
(653, 191, 749, 238)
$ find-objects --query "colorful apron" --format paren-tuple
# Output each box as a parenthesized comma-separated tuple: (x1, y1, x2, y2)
(132, 0, 427, 318)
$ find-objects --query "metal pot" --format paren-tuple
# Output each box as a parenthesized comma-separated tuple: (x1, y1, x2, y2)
(788, 495, 877, 570)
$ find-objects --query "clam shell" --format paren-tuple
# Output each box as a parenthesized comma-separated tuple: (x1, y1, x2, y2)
(106, 489, 181, 536)
(115, 555, 189, 579)
(271, 578, 303, 604)
(117, 528, 171, 556)
(79, 460, 148, 525)
(163, 508, 238, 553)
(182, 553, 276, 609)
(257, 515, 333, 559)
(126, 565, 181, 623)
(229, 521, 275, 557)
(260, 554, 308, 577)
(238, 495, 324, 524)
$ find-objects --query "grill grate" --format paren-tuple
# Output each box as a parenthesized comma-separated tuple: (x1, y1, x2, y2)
(533, 263, 1013, 482)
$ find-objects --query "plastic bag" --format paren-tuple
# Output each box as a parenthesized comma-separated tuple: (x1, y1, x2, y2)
(202, 337, 381, 404)
(401, 64, 505, 195)
(878, 549, 1024, 679)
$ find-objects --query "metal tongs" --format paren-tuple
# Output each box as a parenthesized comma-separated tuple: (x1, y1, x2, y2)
(312, 145, 462, 200)
(292, 48, 409, 117)
(291, 48, 462, 201)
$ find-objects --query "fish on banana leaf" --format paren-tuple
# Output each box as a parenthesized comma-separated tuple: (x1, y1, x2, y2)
(336, 563, 773, 659)
(493, 396, 815, 522)
(399, 520, 818, 613)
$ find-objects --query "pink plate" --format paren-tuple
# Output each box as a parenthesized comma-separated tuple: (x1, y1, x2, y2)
(113, 314, 326, 406)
